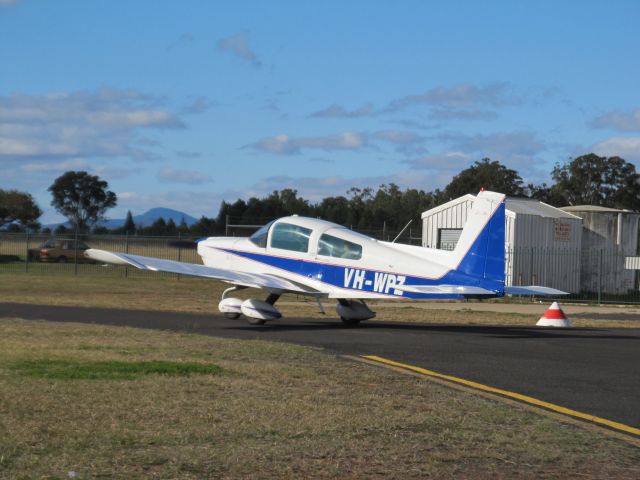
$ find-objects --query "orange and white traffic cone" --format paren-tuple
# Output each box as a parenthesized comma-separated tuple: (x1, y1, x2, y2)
(536, 302, 571, 327)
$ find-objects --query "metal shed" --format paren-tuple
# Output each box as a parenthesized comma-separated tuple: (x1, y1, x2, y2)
(560, 206, 640, 294)
(422, 195, 583, 292)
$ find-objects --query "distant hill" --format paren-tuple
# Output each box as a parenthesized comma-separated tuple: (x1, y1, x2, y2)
(104, 207, 199, 229)
(45, 207, 199, 230)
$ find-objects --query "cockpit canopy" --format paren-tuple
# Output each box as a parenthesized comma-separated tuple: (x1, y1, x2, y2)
(248, 220, 274, 248)
(249, 217, 364, 260)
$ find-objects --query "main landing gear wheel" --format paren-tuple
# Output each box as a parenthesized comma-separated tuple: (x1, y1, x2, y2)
(247, 317, 267, 326)
(340, 316, 361, 327)
(223, 312, 241, 319)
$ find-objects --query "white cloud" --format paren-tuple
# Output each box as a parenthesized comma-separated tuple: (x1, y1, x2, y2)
(20, 158, 88, 173)
(591, 110, 640, 132)
(157, 167, 213, 185)
(309, 83, 516, 121)
(385, 82, 520, 112)
(309, 103, 375, 118)
(0, 88, 185, 162)
(373, 130, 422, 144)
(429, 109, 498, 121)
(250, 132, 367, 155)
(405, 152, 472, 170)
(373, 129, 427, 155)
(250, 129, 428, 156)
(217, 32, 261, 67)
(592, 136, 640, 162)
(182, 96, 211, 114)
(439, 131, 545, 157)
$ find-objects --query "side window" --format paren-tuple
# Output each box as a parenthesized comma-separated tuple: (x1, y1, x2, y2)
(270, 223, 312, 253)
(318, 234, 362, 260)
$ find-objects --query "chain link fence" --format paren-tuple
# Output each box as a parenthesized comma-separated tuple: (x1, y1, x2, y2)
(1, 232, 638, 304)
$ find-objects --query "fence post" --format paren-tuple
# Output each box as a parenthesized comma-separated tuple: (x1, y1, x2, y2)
(598, 249, 603, 305)
(74, 227, 79, 276)
(529, 247, 534, 284)
(25, 230, 30, 273)
(124, 232, 129, 278)
(177, 234, 182, 281)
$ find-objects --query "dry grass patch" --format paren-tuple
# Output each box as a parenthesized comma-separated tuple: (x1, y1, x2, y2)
(0, 318, 639, 479)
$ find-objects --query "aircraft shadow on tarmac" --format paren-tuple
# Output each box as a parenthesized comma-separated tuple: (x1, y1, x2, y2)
(224, 319, 640, 340)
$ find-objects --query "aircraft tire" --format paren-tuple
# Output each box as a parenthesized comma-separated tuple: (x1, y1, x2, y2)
(247, 317, 266, 326)
(224, 312, 241, 319)
(340, 316, 361, 327)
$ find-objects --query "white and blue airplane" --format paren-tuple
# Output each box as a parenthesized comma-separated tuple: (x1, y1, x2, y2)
(85, 190, 565, 325)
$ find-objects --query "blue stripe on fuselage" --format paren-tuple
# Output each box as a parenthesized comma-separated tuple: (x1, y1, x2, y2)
(216, 248, 502, 299)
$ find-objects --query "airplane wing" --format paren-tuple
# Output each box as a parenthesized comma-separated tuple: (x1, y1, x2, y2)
(394, 284, 497, 295)
(327, 284, 568, 299)
(84, 249, 322, 294)
(327, 284, 496, 299)
(504, 286, 569, 296)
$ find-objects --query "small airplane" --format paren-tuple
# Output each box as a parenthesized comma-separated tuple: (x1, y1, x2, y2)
(85, 190, 566, 325)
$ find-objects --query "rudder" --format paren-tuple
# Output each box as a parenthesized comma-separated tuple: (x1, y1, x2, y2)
(450, 191, 505, 284)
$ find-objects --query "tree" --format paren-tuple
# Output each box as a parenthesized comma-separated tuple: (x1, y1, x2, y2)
(48, 171, 117, 232)
(190, 216, 218, 236)
(442, 158, 525, 200)
(547, 153, 640, 209)
(166, 218, 177, 236)
(148, 217, 167, 236)
(0, 189, 42, 229)
(527, 182, 569, 207)
(177, 216, 189, 235)
(122, 210, 136, 234)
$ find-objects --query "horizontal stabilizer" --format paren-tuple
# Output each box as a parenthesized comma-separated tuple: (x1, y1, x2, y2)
(395, 284, 496, 295)
(84, 249, 319, 294)
(504, 286, 569, 296)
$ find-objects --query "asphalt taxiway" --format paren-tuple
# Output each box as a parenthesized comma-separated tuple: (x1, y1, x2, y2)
(1, 302, 638, 430)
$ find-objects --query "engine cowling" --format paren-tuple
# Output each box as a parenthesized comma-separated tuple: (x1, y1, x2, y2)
(241, 299, 282, 321)
(219, 297, 243, 318)
(336, 300, 375, 321)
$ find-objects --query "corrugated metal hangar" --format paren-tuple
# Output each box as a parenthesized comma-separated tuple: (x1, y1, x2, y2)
(421, 195, 583, 293)
(561, 205, 640, 294)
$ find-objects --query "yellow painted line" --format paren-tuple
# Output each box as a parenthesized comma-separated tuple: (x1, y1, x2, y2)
(364, 355, 640, 438)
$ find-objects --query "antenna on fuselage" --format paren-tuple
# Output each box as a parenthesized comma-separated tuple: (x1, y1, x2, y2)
(391, 219, 413, 243)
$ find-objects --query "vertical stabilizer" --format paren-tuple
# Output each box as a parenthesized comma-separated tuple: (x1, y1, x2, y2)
(449, 191, 505, 284)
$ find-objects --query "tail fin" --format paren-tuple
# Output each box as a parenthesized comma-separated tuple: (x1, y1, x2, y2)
(449, 191, 505, 284)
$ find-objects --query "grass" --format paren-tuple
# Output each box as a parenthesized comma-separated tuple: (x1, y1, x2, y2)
(0, 318, 639, 478)
(9, 358, 224, 380)
(2, 271, 640, 328)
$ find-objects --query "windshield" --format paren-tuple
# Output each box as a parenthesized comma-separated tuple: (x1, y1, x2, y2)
(249, 220, 275, 248)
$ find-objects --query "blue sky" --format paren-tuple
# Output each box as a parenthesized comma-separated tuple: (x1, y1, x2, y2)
(1, 0, 639, 223)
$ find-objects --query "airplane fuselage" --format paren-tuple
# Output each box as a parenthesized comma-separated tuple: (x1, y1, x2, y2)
(197, 215, 498, 300)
